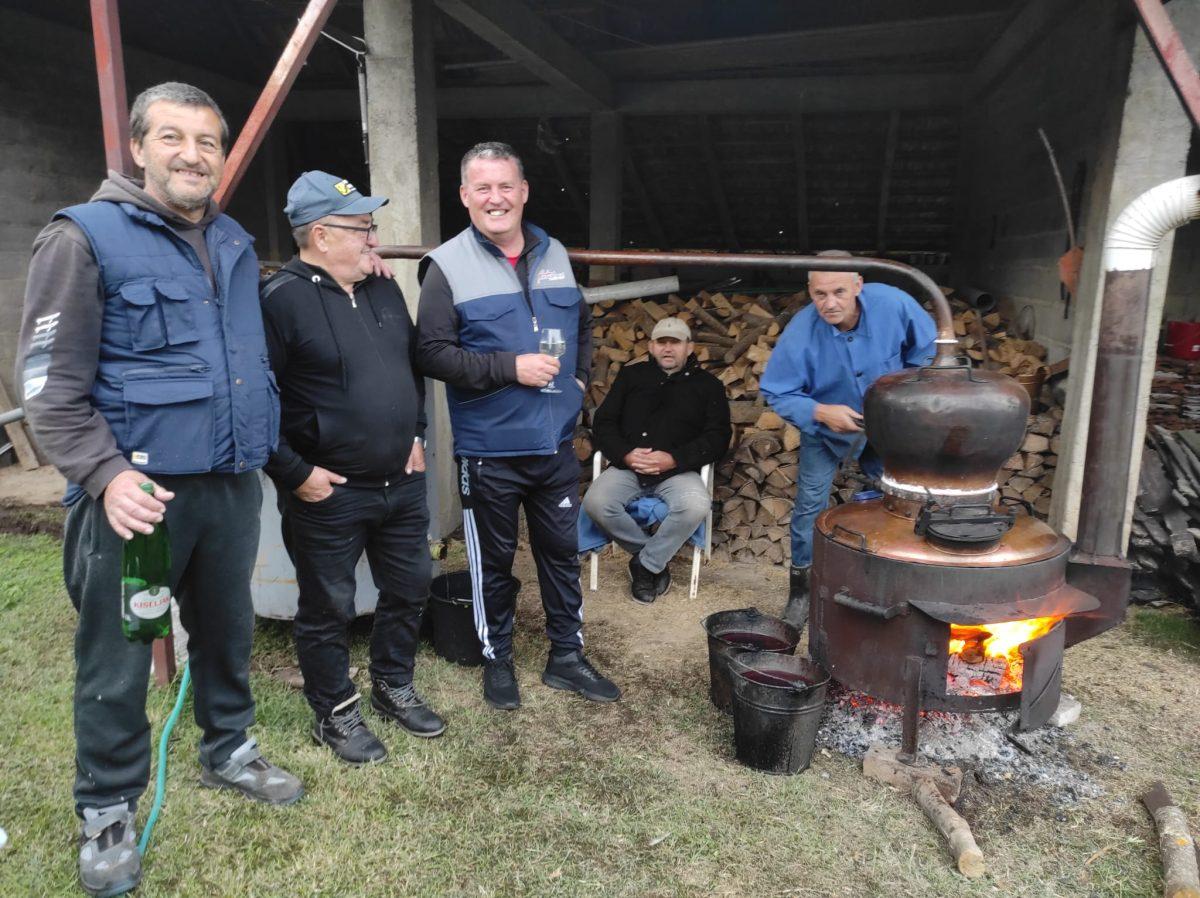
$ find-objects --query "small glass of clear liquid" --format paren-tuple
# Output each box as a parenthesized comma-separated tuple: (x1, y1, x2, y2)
(538, 327, 566, 394)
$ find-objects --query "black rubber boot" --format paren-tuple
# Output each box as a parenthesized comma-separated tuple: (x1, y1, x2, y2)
(783, 565, 811, 630)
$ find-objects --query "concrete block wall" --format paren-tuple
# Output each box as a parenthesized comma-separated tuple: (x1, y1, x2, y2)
(952, 0, 1128, 363)
(0, 9, 277, 413)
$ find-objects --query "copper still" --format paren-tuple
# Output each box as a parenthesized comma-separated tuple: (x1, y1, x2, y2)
(809, 352, 1100, 759)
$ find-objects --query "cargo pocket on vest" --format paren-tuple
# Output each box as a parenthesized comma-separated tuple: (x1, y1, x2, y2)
(457, 295, 521, 352)
(123, 373, 215, 473)
(118, 282, 166, 351)
(154, 278, 200, 345)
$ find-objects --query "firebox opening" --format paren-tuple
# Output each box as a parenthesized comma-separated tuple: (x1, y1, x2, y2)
(946, 617, 1062, 696)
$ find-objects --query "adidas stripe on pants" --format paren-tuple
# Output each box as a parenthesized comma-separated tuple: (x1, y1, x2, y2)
(458, 448, 585, 661)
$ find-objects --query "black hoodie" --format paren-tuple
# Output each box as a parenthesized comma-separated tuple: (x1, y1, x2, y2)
(260, 256, 426, 491)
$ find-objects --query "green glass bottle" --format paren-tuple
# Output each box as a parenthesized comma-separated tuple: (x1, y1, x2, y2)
(121, 482, 172, 643)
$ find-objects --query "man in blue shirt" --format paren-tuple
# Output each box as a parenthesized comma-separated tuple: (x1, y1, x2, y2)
(761, 251, 937, 629)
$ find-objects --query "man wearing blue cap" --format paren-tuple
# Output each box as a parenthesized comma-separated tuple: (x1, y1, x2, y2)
(260, 170, 445, 765)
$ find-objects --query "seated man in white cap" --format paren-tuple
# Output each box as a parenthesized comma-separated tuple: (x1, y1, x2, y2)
(583, 318, 731, 603)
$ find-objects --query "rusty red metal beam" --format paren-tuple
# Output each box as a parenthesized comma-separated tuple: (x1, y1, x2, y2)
(90, 0, 134, 175)
(215, 0, 339, 209)
(1131, 0, 1200, 132)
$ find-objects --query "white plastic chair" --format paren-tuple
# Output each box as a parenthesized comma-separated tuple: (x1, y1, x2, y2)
(586, 453, 714, 600)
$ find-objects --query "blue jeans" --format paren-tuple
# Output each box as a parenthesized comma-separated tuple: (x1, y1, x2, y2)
(582, 467, 711, 574)
(790, 435, 882, 567)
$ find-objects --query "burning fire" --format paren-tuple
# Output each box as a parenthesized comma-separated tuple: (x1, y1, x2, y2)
(947, 616, 1061, 695)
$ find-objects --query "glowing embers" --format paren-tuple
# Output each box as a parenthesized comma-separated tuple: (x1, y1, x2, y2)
(946, 617, 1062, 696)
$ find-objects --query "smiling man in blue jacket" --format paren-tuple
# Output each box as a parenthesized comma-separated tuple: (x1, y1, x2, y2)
(761, 251, 937, 631)
(417, 141, 619, 711)
(15, 82, 301, 898)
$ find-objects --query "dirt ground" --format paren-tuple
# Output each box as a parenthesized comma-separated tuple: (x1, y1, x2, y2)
(0, 464, 64, 506)
(507, 542, 1200, 884)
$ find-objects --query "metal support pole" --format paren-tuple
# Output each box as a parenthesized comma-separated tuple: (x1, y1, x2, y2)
(1131, 0, 1200, 130)
(215, 0, 340, 208)
(898, 656, 923, 764)
(89, 0, 134, 175)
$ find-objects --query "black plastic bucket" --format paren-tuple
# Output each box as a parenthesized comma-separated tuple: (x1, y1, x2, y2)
(701, 607, 799, 713)
(429, 572, 482, 667)
(729, 652, 829, 775)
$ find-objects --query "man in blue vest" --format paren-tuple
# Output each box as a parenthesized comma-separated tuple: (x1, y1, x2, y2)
(761, 252, 937, 631)
(16, 82, 302, 897)
(417, 141, 619, 711)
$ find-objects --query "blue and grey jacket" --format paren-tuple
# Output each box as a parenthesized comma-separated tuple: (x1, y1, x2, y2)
(417, 223, 591, 457)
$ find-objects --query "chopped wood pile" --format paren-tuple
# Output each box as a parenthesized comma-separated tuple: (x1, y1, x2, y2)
(1132, 426, 1200, 607)
(1148, 357, 1200, 431)
(580, 289, 1059, 566)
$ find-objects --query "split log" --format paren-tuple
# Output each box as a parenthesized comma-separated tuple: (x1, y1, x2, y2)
(690, 303, 729, 336)
(724, 323, 770, 364)
(912, 779, 985, 879)
(1143, 781, 1200, 898)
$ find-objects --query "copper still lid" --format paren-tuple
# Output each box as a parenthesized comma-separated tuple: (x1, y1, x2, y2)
(864, 362, 1030, 504)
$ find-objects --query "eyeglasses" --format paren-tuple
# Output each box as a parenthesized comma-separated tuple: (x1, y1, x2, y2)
(320, 222, 378, 237)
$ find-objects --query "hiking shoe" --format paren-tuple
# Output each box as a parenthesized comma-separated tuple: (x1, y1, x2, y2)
(655, 564, 672, 597)
(79, 803, 140, 898)
(542, 650, 621, 702)
(371, 679, 447, 738)
(311, 695, 388, 765)
(482, 657, 520, 710)
(628, 555, 657, 605)
(200, 737, 305, 802)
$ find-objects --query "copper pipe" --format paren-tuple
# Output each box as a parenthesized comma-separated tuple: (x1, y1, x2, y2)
(379, 244, 960, 362)
(215, 0, 339, 209)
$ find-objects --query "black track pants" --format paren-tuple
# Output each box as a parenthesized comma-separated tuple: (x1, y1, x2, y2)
(458, 449, 584, 661)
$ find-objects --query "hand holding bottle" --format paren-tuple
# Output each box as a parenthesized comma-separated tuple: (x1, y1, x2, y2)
(103, 469, 174, 540)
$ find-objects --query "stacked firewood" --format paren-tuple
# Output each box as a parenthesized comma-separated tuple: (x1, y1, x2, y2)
(579, 290, 1059, 565)
(954, 307, 1049, 378)
(1131, 427, 1200, 605)
(1147, 357, 1200, 430)
(995, 409, 1062, 519)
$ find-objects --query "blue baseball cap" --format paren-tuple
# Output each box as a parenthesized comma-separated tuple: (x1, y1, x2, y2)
(283, 170, 388, 226)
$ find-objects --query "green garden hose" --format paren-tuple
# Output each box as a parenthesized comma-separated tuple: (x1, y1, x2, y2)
(138, 662, 191, 856)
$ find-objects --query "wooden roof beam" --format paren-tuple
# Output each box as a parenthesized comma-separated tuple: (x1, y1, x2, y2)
(433, 0, 613, 110)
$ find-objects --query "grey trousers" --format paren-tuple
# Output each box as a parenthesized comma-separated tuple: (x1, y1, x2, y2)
(64, 472, 261, 815)
(581, 467, 710, 574)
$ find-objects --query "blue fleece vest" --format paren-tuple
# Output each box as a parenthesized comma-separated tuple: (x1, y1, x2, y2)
(425, 223, 582, 456)
(56, 200, 279, 498)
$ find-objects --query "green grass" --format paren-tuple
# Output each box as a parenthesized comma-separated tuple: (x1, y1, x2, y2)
(1128, 605, 1200, 659)
(0, 533, 1195, 897)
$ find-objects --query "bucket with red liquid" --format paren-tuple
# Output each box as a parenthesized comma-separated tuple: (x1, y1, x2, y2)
(729, 652, 830, 775)
(701, 608, 799, 712)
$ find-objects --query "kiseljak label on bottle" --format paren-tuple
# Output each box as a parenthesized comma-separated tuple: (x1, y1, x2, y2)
(128, 586, 171, 619)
